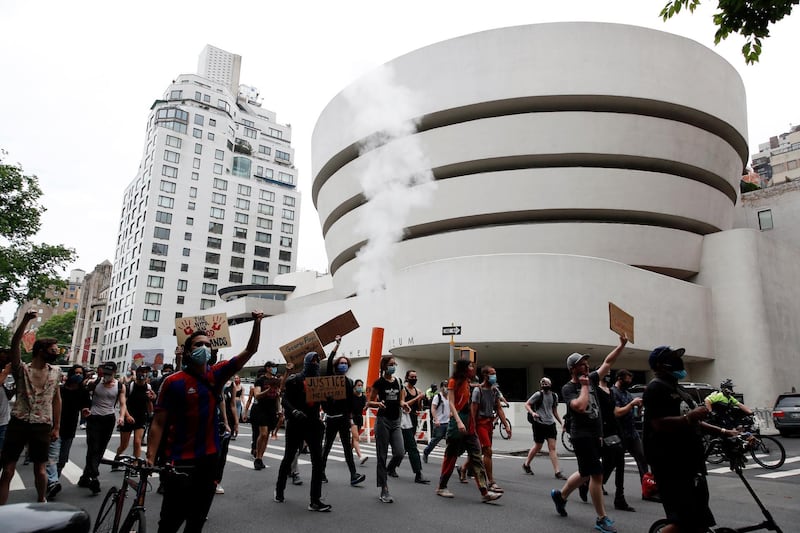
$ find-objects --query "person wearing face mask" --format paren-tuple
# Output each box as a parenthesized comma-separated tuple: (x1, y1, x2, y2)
(79, 360, 130, 495)
(643, 345, 736, 533)
(522, 377, 564, 480)
(146, 310, 265, 532)
(250, 361, 281, 470)
(113, 365, 155, 466)
(320, 335, 366, 486)
(0, 311, 62, 505)
(385, 368, 430, 484)
(45, 364, 91, 500)
(368, 356, 409, 503)
(273, 351, 331, 512)
(422, 381, 449, 463)
(611, 369, 649, 485)
(350, 379, 368, 465)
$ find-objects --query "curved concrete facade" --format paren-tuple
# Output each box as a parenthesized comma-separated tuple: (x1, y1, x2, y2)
(313, 22, 747, 297)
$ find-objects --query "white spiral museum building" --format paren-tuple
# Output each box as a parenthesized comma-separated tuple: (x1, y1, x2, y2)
(222, 23, 800, 410)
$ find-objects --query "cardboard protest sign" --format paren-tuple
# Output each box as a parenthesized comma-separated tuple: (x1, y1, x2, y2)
(279, 331, 325, 368)
(315, 310, 360, 345)
(175, 313, 231, 348)
(130, 348, 165, 370)
(608, 302, 634, 343)
(21, 330, 36, 353)
(305, 375, 347, 402)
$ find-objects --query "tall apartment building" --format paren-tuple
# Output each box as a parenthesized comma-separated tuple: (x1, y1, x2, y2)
(69, 260, 112, 368)
(102, 46, 299, 372)
(751, 124, 800, 186)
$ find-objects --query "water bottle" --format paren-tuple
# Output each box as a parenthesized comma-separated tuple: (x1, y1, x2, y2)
(632, 405, 640, 418)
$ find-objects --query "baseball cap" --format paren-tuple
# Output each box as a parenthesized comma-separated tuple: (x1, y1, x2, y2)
(648, 345, 686, 370)
(100, 361, 117, 373)
(566, 352, 590, 370)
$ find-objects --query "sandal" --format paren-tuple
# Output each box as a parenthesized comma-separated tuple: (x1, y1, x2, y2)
(457, 466, 468, 483)
(488, 483, 504, 493)
(522, 463, 533, 475)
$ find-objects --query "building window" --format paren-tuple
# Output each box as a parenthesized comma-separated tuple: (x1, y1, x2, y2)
(149, 259, 166, 272)
(193, 128, 202, 138)
(280, 236, 292, 247)
(141, 326, 158, 339)
(189, 187, 197, 198)
(194, 143, 202, 155)
(282, 209, 294, 220)
(279, 250, 291, 262)
(213, 178, 228, 190)
(244, 127, 257, 139)
(229, 271, 243, 283)
(182, 247, 190, 257)
(200, 299, 216, 310)
(208, 132, 215, 141)
(155, 211, 173, 224)
(194, 114, 204, 126)
(260, 190, 275, 202)
(238, 184, 251, 196)
(232, 241, 246, 253)
(258, 204, 274, 216)
(204, 267, 219, 279)
(208, 222, 223, 234)
(180, 263, 188, 272)
(283, 196, 295, 206)
(253, 260, 269, 272)
(256, 217, 272, 229)
(212, 193, 226, 205)
(210, 207, 225, 219)
(206, 252, 220, 264)
(187, 201, 195, 210)
(191, 172, 199, 181)
(236, 198, 250, 210)
(275, 150, 291, 163)
(208, 117, 215, 125)
(157, 196, 174, 209)
(176, 295, 184, 304)
(230, 256, 245, 268)
(192, 158, 200, 169)
(164, 150, 180, 164)
(184, 232, 192, 241)
(213, 163, 223, 175)
(258, 145, 271, 155)
(147, 275, 164, 288)
(268, 128, 282, 139)
(177, 279, 188, 292)
(151, 243, 168, 255)
(215, 149, 224, 161)
(207, 237, 222, 249)
(162, 165, 178, 178)
(145, 292, 162, 305)
(143, 309, 161, 322)
(758, 209, 773, 230)
(281, 223, 293, 234)
(186, 217, 194, 226)
(278, 172, 294, 185)
(235, 212, 249, 224)
(254, 246, 270, 258)
(255, 232, 271, 243)
(169, 90, 182, 99)
(252, 275, 268, 284)
(278, 264, 291, 274)
(233, 227, 247, 239)
(165, 135, 181, 148)
(232, 156, 251, 178)
(153, 227, 170, 240)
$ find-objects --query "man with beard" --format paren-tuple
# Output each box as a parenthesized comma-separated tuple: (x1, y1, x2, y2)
(0, 311, 62, 504)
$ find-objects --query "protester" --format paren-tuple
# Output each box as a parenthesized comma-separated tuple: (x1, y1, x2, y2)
(0, 311, 61, 505)
(611, 369, 649, 484)
(113, 365, 155, 464)
(146, 310, 264, 532)
(351, 379, 368, 465)
(422, 381, 449, 464)
(250, 361, 281, 470)
(522, 377, 565, 479)
(273, 351, 331, 511)
(551, 335, 627, 533)
(598, 373, 634, 512)
(387, 369, 430, 484)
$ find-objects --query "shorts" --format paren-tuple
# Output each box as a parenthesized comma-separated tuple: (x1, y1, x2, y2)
(251, 405, 278, 429)
(532, 421, 557, 443)
(0, 417, 51, 465)
(352, 415, 364, 431)
(652, 467, 716, 529)
(119, 421, 147, 433)
(571, 436, 603, 477)
(476, 417, 494, 448)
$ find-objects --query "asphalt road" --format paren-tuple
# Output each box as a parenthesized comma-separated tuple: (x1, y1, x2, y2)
(6, 427, 799, 532)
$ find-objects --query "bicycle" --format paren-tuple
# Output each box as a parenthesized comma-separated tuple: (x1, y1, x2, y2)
(705, 432, 785, 470)
(649, 435, 784, 532)
(93, 455, 185, 533)
(561, 428, 574, 453)
(493, 414, 511, 440)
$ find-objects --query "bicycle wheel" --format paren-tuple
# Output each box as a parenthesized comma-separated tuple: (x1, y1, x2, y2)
(749, 435, 785, 469)
(499, 422, 510, 440)
(561, 430, 574, 453)
(93, 486, 119, 533)
(648, 518, 670, 533)
(704, 437, 726, 465)
(120, 508, 146, 533)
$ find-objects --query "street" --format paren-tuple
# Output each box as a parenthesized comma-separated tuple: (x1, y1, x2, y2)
(6, 427, 799, 532)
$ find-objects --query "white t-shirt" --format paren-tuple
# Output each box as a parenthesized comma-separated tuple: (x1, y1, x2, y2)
(431, 392, 450, 424)
(0, 376, 12, 426)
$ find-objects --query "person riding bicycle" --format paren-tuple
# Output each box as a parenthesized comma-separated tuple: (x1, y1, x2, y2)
(704, 379, 753, 430)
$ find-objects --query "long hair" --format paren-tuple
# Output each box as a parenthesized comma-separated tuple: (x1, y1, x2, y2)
(451, 359, 471, 383)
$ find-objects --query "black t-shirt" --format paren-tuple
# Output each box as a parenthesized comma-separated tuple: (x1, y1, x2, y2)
(405, 386, 421, 428)
(643, 377, 706, 476)
(561, 371, 602, 439)
(372, 377, 402, 420)
(59, 385, 90, 439)
(223, 385, 236, 426)
(597, 386, 620, 438)
(126, 382, 151, 423)
(254, 376, 279, 414)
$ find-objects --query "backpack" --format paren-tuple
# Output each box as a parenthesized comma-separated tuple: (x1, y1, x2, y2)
(527, 390, 558, 424)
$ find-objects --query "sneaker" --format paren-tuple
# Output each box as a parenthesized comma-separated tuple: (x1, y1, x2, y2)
(254, 458, 265, 470)
(215, 484, 225, 495)
(555, 471, 566, 480)
(436, 487, 454, 498)
(46, 482, 62, 500)
(488, 483, 504, 493)
(423, 452, 429, 464)
(522, 463, 533, 475)
(77, 477, 90, 488)
(321, 472, 328, 483)
(308, 501, 332, 512)
(595, 515, 617, 533)
(387, 468, 398, 478)
(291, 472, 303, 486)
(273, 489, 284, 503)
(360, 456, 369, 465)
(350, 473, 366, 486)
(551, 489, 568, 517)
(414, 472, 430, 484)
(89, 478, 101, 495)
(614, 497, 635, 512)
(481, 490, 502, 503)
(80, 423, 86, 430)
(379, 488, 394, 503)
(578, 482, 589, 502)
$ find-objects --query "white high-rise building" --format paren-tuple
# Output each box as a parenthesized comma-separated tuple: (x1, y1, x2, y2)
(197, 45, 241, 94)
(102, 46, 299, 372)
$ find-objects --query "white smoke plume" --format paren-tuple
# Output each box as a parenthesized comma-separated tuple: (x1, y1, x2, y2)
(343, 65, 436, 296)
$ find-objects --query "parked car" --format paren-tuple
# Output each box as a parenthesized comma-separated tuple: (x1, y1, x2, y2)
(628, 382, 717, 434)
(772, 393, 800, 437)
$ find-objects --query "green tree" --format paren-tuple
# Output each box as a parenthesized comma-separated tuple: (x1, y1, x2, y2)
(0, 322, 10, 348)
(661, 0, 798, 63)
(0, 153, 77, 305)
(37, 310, 77, 363)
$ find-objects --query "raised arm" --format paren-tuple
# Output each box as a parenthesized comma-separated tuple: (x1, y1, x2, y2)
(230, 311, 265, 372)
(596, 335, 628, 380)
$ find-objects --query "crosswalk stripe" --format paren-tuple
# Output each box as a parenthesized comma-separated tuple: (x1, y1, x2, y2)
(10, 471, 24, 491)
(756, 468, 800, 479)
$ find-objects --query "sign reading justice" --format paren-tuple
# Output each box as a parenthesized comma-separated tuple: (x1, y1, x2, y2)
(305, 375, 347, 402)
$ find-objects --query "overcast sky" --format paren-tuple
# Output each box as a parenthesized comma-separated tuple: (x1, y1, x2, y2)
(1, 0, 798, 324)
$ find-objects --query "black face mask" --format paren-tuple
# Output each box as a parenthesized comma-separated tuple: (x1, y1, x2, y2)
(407, 378, 417, 386)
(619, 381, 631, 390)
(542, 386, 551, 392)
(44, 352, 58, 364)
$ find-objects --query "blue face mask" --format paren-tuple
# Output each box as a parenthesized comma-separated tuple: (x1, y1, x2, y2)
(189, 346, 211, 366)
(488, 375, 497, 385)
(68, 374, 83, 385)
(671, 369, 687, 380)
(337, 363, 349, 374)
(386, 365, 396, 375)
(355, 386, 363, 394)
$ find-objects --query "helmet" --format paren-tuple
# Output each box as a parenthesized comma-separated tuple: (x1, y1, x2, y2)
(720, 378, 734, 391)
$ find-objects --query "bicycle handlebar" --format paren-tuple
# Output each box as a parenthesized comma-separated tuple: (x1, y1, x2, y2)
(100, 456, 190, 476)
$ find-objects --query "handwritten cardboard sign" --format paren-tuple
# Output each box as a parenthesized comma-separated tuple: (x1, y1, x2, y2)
(175, 313, 231, 348)
(279, 331, 326, 368)
(305, 375, 347, 402)
(608, 302, 634, 343)
(315, 310, 360, 346)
